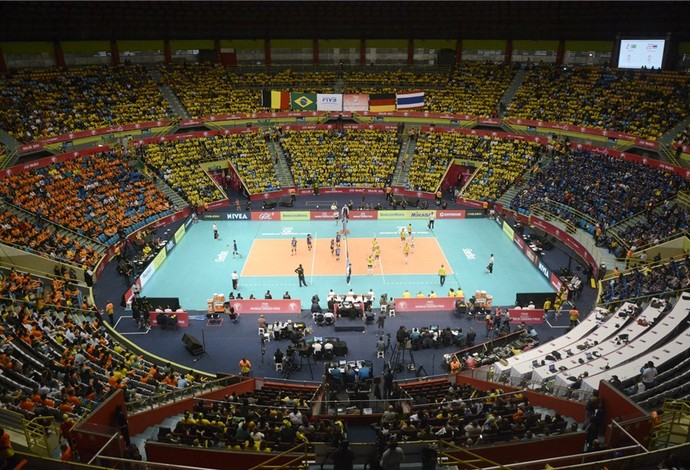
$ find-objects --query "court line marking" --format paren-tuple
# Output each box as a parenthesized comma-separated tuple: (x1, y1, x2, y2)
(240, 238, 258, 278)
(310, 232, 317, 285)
(116, 315, 150, 335)
(376, 231, 387, 284)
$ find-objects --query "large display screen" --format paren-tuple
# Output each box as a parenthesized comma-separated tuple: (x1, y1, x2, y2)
(618, 39, 665, 69)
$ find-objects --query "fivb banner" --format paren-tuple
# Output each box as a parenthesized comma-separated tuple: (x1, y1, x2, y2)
(317, 94, 343, 111)
(394, 297, 456, 313)
(231, 299, 302, 315)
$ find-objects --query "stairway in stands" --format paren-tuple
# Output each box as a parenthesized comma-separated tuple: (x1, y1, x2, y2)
(660, 115, 690, 148)
(392, 131, 416, 187)
(146, 66, 190, 120)
(498, 68, 527, 117)
(152, 176, 189, 212)
(495, 147, 555, 209)
(0, 129, 21, 168)
(268, 139, 296, 188)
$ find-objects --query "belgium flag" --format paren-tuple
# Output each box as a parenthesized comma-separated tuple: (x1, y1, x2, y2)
(261, 90, 290, 110)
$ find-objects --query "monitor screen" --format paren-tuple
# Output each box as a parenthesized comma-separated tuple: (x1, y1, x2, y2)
(618, 39, 665, 69)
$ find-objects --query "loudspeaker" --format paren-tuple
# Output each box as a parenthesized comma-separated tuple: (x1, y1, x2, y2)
(182, 333, 204, 356)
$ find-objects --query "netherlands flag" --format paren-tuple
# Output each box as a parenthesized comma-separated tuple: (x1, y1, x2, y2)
(396, 90, 425, 110)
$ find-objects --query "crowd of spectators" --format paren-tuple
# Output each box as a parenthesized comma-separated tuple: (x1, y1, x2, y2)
(600, 256, 690, 304)
(0, 293, 211, 433)
(460, 137, 544, 202)
(379, 381, 571, 446)
(279, 128, 399, 189)
(160, 63, 260, 118)
(425, 62, 517, 117)
(160, 390, 344, 452)
(506, 65, 690, 139)
(139, 132, 279, 201)
(0, 65, 172, 143)
(673, 125, 690, 150)
(0, 151, 172, 243)
(612, 202, 690, 251)
(0, 210, 101, 269)
(410, 132, 542, 195)
(344, 69, 446, 88)
(510, 148, 690, 240)
(1, 266, 86, 310)
(407, 132, 454, 192)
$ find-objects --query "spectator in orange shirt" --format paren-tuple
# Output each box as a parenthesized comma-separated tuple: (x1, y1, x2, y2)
(19, 395, 35, 413)
(105, 300, 115, 326)
(0, 427, 18, 467)
(60, 443, 73, 461)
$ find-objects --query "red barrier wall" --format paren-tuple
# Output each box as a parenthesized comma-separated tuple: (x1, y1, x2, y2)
(496, 205, 600, 277)
(72, 390, 127, 462)
(127, 380, 256, 436)
(1, 145, 113, 178)
(456, 374, 586, 422)
(597, 381, 649, 447)
(448, 432, 587, 469)
(145, 442, 300, 470)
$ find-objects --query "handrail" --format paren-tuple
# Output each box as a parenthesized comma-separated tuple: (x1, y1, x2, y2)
(0, 294, 96, 317)
(481, 443, 645, 470)
(676, 190, 690, 209)
(0, 199, 106, 248)
(126, 376, 249, 414)
(530, 200, 630, 251)
(0, 237, 98, 272)
(625, 231, 689, 255)
(434, 160, 453, 195)
(393, 138, 411, 187)
(437, 438, 513, 469)
(596, 285, 687, 309)
(200, 163, 228, 199)
(0, 407, 27, 431)
(246, 442, 310, 470)
(0, 255, 89, 284)
(473, 367, 595, 402)
(459, 161, 484, 195)
(608, 205, 658, 232)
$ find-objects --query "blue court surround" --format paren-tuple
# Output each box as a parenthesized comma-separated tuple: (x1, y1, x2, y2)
(140, 218, 554, 309)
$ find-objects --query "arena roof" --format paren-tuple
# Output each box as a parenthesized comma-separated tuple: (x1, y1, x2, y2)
(1, 1, 690, 42)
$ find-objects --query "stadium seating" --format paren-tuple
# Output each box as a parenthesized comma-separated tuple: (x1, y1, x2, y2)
(139, 133, 280, 202)
(510, 148, 690, 231)
(0, 65, 171, 142)
(0, 210, 101, 269)
(279, 128, 400, 188)
(425, 62, 517, 116)
(0, 151, 172, 242)
(459, 136, 544, 202)
(600, 257, 690, 304)
(160, 63, 261, 118)
(506, 65, 690, 139)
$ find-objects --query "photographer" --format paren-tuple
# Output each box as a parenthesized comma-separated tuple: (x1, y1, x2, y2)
(321, 440, 355, 470)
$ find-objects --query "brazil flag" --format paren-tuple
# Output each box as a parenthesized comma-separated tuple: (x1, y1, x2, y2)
(290, 92, 317, 111)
